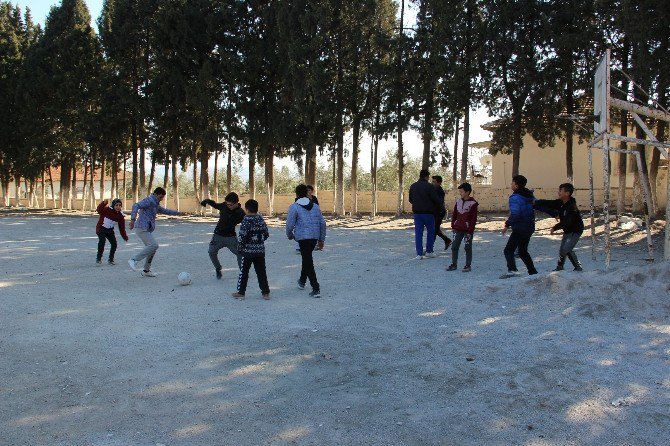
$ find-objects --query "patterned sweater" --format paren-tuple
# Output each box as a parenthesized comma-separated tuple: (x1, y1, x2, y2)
(238, 214, 269, 258)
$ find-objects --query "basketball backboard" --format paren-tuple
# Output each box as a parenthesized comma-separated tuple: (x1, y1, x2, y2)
(594, 50, 610, 134)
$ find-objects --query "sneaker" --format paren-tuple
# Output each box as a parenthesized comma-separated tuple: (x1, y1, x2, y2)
(500, 270, 520, 279)
(413, 255, 424, 260)
(216, 269, 222, 280)
(232, 292, 245, 299)
(446, 264, 458, 271)
(573, 266, 583, 272)
(295, 249, 301, 255)
(462, 265, 471, 272)
(96, 260, 102, 266)
(528, 270, 538, 275)
(553, 265, 564, 272)
(108, 260, 116, 265)
(141, 270, 156, 277)
(297, 281, 305, 290)
(424, 252, 436, 258)
(128, 259, 140, 271)
(262, 293, 271, 300)
(309, 290, 321, 298)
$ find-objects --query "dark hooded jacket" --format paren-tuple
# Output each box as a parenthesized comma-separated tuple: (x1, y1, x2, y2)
(201, 199, 246, 237)
(534, 197, 584, 233)
(409, 178, 441, 214)
(505, 187, 535, 233)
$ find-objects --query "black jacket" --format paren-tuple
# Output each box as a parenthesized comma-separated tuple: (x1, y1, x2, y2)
(534, 197, 584, 233)
(409, 178, 441, 214)
(201, 199, 246, 237)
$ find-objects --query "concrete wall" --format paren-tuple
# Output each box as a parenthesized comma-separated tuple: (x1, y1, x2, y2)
(6, 181, 665, 214)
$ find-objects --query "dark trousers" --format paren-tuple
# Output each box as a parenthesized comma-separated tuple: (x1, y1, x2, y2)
(434, 211, 451, 246)
(237, 256, 270, 295)
(298, 239, 320, 292)
(451, 230, 472, 266)
(503, 231, 537, 274)
(96, 231, 117, 261)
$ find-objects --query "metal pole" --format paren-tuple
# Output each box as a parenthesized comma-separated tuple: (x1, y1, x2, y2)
(666, 168, 670, 260)
(603, 134, 611, 269)
(633, 151, 655, 261)
(588, 145, 597, 260)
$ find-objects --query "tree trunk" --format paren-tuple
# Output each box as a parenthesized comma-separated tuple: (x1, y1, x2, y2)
(201, 147, 210, 202)
(421, 86, 434, 170)
(452, 118, 459, 186)
(147, 155, 156, 195)
(460, 106, 470, 182)
(372, 134, 379, 218)
(332, 153, 337, 214)
(14, 177, 21, 207)
(192, 150, 200, 204)
(227, 139, 233, 193)
(89, 155, 96, 208)
(163, 157, 169, 203)
(139, 124, 146, 193)
(47, 166, 55, 208)
(649, 85, 666, 216)
(81, 159, 89, 211)
(131, 118, 139, 204)
(396, 0, 405, 216)
(213, 148, 219, 202)
(41, 170, 46, 208)
(171, 152, 179, 211)
(335, 111, 345, 216)
(248, 145, 256, 199)
(565, 91, 574, 183)
(351, 116, 361, 215)
(305, 140, 317, 191)
(99, 157, 106, 201)
(265, 147, 275, 216)
(122, 156, 127, 203)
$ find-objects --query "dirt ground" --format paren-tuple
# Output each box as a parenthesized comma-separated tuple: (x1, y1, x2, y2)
(1, 211, 669, 445)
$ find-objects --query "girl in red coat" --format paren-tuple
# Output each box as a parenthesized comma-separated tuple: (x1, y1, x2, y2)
(447, 183, 478, 272)
(95, 199, 129, 265)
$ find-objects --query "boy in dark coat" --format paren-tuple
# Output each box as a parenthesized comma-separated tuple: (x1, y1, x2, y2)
(232, 199, 270, 300)
(501, 175, 538, 277)
(534, 183, 584, 271)
(201, 192, 246, 279)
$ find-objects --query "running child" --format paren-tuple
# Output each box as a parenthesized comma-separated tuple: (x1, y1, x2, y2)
(534, 183, 584, 271)
(201, 192, 246, 279)
(501, 175, 538, 278)
(446, 183, 478, 272)
(232, 199, 271, 300)
(95, 199, 129, 265)
(128, 187, 185, 277)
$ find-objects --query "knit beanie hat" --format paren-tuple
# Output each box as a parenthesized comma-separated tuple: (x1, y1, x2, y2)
(111, 198, 122, 208)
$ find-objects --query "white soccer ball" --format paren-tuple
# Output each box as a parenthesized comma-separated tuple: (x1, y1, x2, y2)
(177, 271, 192, 286)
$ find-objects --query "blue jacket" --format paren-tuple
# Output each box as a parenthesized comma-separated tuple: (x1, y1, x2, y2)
(130, 194, 179, 232)
(286, 197, 326, 241)
(505, 188, 535, 233)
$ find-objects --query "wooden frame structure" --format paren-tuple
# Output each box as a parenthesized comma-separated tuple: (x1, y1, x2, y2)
(588, 50, 670, 267)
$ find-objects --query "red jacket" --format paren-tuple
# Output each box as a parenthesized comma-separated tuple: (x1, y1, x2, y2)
(96, 201, 129, 241)
(451, 197, 478, 234)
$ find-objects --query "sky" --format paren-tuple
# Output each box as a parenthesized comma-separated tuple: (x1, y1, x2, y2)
(16, 0, 492, 174)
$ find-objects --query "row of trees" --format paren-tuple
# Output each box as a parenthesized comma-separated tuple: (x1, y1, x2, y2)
(1, 0, 668, 216)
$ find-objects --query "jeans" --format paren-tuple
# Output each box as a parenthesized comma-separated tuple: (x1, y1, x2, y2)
(132, 229, 159, 271)
(208, 234, 242, 271)
(96, 230, 117, 262)
(558, 232, 582, 266)
(298, 239, 320, 292)
(434, 211, 451, 246)
(503, 231, 537, 274)
(413, 213, 435, 256)
(451, 231, 472, 267)
(237, 256, 270, 295)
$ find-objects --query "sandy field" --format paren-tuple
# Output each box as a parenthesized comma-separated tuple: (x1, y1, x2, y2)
(1, 210, 669, 446)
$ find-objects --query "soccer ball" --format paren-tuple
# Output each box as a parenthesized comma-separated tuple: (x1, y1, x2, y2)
(177, 271, 192, 286)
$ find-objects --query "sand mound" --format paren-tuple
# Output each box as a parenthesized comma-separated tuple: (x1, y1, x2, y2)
(514, 261, 670, 320)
